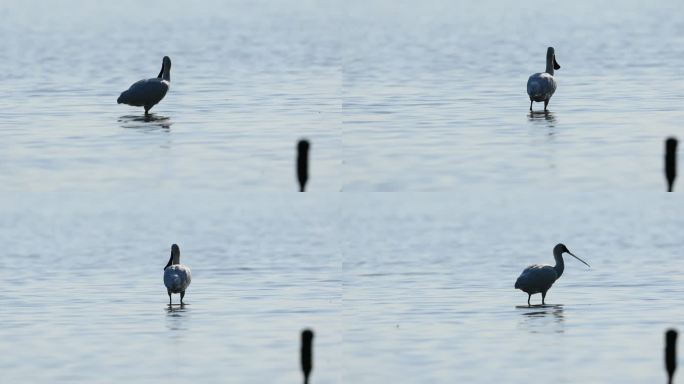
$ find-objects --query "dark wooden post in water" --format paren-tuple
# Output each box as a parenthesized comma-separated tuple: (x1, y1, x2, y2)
(301, 329, 314, 384)
(297, 140, 310, 192)
(665, 137, 677, 192)
(666, 329, 677, 384)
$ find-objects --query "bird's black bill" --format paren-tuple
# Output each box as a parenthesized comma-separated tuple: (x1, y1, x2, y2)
(567, 251, 590, 268)
(164, 253, 173, 270)
(553, 57, 561, 70)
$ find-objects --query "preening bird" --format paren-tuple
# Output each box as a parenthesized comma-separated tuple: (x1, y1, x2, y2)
(515, 243, 590, 306)
(163, 244, 191, 305)
(527, 47, 560, 112)
(118, 56, 171, 115)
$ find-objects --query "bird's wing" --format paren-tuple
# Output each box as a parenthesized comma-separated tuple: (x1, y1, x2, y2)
(527, 73, 556, 100)
(180, 265, 192, 288)
(515, 264, 558, 292)
(164, 265, 190, 291)
(118, 78, 169, 106)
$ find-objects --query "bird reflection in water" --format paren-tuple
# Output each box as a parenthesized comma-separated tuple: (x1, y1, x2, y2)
(527, 110, 556, 128)
(118, 114, 172, 130)
(517, 304, 565, 333)
(165, 303, 189, 332)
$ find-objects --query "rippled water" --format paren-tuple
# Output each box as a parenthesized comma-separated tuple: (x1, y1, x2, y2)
(342, 0, 684, 191)
(1, 0, 683, 383)
(0, 0, 341, 192)
(2, 193, 683, 383)
(341, 193, 684, 383)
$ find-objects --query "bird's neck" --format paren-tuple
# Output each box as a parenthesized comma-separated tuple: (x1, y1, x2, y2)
(162, 71, 171, 82)
(553, 253, 565, 278)
(545, 57, 555, 76)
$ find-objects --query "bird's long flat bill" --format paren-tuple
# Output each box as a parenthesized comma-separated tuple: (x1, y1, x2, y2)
(567, 251, 590, 268)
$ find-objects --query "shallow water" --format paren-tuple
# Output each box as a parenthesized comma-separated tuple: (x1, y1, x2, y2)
(2, 192, 684, 383)
(0, 1, 682, 192)
(0, 0, 342, 192)
(342, 0, 684, 191)
(1, 0, 683, 383)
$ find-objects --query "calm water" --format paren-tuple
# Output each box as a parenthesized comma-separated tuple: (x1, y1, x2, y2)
(342, 0, 684, 191)
(2, 192, 684, 383)
(0, 1, 681, 191)
(1, 0, 683, 383)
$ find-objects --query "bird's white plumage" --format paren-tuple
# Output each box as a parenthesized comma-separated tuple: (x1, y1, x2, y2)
(164, 264, 192, 293)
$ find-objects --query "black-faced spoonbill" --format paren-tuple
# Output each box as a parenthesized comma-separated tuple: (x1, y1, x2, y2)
(118, 56, 171, 115)
(163, 244, 192, 305)
(527, 47, 560, 112)
(301, 329, 314, 384)
(515, 243, 589, 306)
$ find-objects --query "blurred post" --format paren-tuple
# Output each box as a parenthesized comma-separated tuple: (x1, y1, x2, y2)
(666, 329, 677, 384)
(665, 137, 677, 192)
(301, 329, 314, 384)
(297, 140, 310, 192)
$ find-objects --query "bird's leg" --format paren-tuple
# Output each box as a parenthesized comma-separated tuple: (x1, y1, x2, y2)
(527, 294, 531, 307)
(180, 291, 185, 305)
(529, 100, 533, 112)
(543, 99, 549, 111)
(168, 290, 172, 305)
(542, 291, 547, 305)
(144, 106, 150, 115)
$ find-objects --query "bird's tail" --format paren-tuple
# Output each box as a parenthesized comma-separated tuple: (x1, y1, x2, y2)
(514, 278, 521, 289)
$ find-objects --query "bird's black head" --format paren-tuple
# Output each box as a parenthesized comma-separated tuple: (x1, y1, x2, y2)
(164, 244, 180, 270)
(158, 56, 172, 79)
(554, 243, 569, 254)
(554, 243, 591, 268)
(547, 47, 560, 70)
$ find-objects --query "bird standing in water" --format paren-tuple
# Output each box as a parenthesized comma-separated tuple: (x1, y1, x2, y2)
(163, 244, 192, 305)
(515, 243, 590, 306)
(118, 56, 171, 115)
(527, 47, 560, 112)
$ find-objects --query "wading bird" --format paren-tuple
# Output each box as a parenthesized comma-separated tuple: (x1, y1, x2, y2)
(163, 244, 191, 305)
(515, 243, 589, 306)
(118, 56, 171, 115)
(527, 47, 560, 112)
